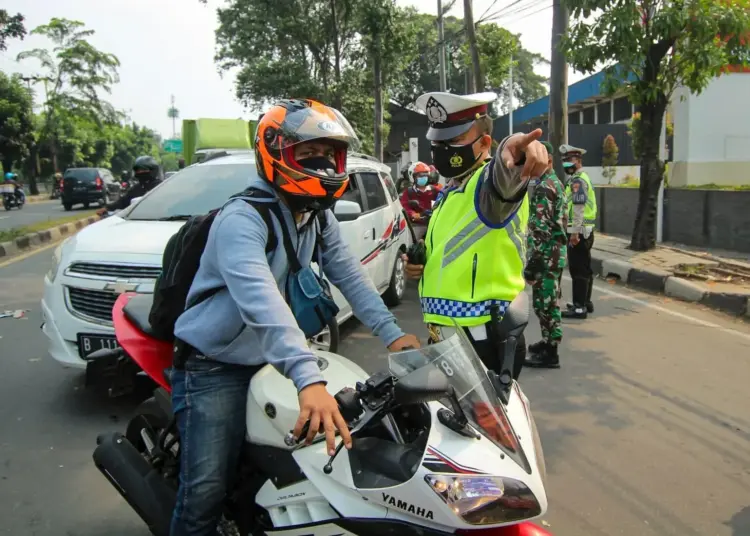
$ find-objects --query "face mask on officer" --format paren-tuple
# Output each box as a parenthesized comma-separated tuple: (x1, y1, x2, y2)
(431, 133, 488, 181)
(563, 161, 577, 175)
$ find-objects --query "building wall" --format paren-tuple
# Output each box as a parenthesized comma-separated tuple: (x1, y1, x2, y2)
(671, 73, 750, 186)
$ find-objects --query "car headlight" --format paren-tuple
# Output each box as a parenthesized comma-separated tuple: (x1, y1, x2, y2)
(47, 239, 70, 283)
(425, 474, 541, 525)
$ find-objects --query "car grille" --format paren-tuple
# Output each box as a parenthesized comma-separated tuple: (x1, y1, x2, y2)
(67, 262, 161, 279)
(67, 287, 119, 323)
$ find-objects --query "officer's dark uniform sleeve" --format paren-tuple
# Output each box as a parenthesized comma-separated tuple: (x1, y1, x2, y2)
(476, 135, 528, 226)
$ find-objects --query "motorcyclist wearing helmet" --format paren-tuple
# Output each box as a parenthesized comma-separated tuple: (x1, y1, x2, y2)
(2, 172, 24, 204)
(400, 161, 437, 224)
(96, 156, 162, 215)
(169, 98, 419, 536)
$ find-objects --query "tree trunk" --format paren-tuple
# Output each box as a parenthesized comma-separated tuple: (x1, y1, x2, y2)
(463, 0, 482, 93)
(630, 96, 667, 251)
(373, 37, 383, 161)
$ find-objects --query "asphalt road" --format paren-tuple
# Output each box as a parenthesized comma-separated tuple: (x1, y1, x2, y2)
(0, 200, 91, 231)
(1, 245, 749, 536)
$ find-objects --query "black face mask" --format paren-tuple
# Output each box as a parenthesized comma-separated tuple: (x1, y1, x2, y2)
(283, 156, 338, 213)
(563, 165, 577, 175)
(431, 136, 482, 180)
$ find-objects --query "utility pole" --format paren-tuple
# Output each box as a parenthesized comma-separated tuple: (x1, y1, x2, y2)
(437, 0, 447, 91)
(508, 54, 514, 136)
(373, 35, 384, 162)
(463, 0, 482, 93)
(549, 0, 569, 180)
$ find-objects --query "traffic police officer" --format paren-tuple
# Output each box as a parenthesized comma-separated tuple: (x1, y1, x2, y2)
(560, 144, 598, 319)
(403, 91, 549, 380)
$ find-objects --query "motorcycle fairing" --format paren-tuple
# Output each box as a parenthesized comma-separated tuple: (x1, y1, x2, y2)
(113, 292, 172, 391)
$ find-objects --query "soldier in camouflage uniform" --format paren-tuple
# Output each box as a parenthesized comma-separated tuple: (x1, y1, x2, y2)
(523, 141, 568, 369)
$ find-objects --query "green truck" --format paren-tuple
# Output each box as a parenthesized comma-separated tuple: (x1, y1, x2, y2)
(182, 118, 258, 167)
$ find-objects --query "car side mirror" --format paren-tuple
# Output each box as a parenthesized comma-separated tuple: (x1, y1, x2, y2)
(130, 196, 143, 206)
(394, 365, 452, 405)
(333, 199, 363, 222)
(496, 291, 530, 339)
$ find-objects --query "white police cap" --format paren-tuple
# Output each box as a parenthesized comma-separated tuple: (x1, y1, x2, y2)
(415, 91, 498, 142)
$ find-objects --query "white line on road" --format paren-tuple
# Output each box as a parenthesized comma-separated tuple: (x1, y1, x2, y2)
(561, 275, 750, 343)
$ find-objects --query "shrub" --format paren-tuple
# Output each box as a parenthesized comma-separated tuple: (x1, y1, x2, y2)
(601, 134, 619, 184)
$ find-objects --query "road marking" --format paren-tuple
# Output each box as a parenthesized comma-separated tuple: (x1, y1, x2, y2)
(561, 275, 750, 343)
(0, 240, 61, 269)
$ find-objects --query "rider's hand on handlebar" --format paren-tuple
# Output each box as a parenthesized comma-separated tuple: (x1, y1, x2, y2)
(295, 383, 352, 456)
(388, 334, 421, 352)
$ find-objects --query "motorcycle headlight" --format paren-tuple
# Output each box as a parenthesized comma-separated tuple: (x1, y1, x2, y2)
(425, 474, 541, 525)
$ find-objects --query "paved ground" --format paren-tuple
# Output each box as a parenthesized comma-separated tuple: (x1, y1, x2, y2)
(1, 246, 749, 536)
(0, 200, 91, 231)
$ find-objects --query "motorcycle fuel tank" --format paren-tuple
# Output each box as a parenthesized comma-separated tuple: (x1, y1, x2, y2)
(245, 350, 369, 449)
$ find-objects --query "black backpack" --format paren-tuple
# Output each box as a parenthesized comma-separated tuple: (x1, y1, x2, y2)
(147, 188, 327, 342)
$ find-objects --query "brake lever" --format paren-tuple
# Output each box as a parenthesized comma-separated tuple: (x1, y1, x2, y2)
(322, 406, 382, 474)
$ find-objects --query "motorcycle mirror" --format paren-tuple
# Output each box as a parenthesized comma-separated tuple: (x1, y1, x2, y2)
(394, 365, 452, 405)
(496, 292, 530, 339)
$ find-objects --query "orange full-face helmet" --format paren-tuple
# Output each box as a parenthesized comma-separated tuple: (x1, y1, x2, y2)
(255, 99, 360, 211)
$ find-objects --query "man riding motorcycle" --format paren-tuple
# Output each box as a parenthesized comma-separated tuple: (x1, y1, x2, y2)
(2, 172, 24, 207)
(400, 161, 437, 224)
(97, 156, 162, 215)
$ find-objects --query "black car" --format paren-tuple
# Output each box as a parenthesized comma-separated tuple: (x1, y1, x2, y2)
(62, 168, 122, 211)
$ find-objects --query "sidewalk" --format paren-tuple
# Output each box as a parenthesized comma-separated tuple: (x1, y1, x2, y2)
(591, 234, 750, 318)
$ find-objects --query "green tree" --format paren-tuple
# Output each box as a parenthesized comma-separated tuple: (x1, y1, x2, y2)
(17, 18, 120, 178)
(0, 72, 35, 174)
(389, 14, 548, 110)
(0, 10, 26, 51)
(563, 0, 750, 251)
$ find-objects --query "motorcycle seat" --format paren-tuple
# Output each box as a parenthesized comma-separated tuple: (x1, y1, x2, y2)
(122, 293, 168, 340)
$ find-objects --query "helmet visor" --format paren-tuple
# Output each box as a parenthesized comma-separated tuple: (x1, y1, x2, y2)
(275, 104, 361, 154)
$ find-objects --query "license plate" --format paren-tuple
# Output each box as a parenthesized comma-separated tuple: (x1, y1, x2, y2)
(78, 333, 120, 360)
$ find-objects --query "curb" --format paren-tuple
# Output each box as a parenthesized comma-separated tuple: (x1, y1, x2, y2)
(592, 251, 750, 318)
(0, 215, 100, 260)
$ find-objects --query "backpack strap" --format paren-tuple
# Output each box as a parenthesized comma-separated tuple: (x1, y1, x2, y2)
(227, 187, 279, 254)
(267, 203, 304, 273)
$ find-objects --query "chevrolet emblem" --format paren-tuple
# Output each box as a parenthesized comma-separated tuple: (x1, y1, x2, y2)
(104, 280, 140, 294)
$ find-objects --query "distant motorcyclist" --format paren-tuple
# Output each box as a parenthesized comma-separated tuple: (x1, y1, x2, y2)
(3, 172, 24, 204)
(97, 156, 162, 215)
(400, 161, 438, 224)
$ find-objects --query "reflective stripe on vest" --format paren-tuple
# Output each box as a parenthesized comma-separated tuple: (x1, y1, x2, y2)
(419, 161, 529, 327)
(566, 171, 597, 227)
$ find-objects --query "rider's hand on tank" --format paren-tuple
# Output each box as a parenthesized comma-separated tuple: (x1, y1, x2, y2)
(501, 128, 547, 181)
(402, 253, 424, 280)
(388, 334, 421, 352)
(295, 382, 352, 456)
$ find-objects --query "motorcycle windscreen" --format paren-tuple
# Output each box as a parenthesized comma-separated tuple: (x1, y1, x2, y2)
(388, 330, 531, 474)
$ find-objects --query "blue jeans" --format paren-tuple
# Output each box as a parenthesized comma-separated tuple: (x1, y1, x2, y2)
(169, 357, 258, 536)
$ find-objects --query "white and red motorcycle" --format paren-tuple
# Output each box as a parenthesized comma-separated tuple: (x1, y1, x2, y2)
(91, 291, 550, 536)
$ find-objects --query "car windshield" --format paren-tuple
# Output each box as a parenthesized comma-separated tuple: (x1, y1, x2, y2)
(388, 328, 530, 473)
(124, 163, 252, 221)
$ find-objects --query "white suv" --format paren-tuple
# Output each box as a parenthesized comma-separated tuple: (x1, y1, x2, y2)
(40, 152, 411, 381)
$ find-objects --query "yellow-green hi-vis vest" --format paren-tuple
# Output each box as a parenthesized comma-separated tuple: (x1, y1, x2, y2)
(565, 170, 597, 227)
(419, 161, 529, 327)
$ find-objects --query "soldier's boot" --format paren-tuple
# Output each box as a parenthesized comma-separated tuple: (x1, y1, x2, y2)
(523, 342, 560, 369)
(528, 340, 546, 355)
(567, 302, 594, 314)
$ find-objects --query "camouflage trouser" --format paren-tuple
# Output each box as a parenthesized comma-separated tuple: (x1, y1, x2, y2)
(531, 267, 563, 345)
